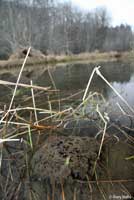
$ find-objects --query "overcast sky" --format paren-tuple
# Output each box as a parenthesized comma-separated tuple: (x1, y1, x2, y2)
(68, 0, 134, 27)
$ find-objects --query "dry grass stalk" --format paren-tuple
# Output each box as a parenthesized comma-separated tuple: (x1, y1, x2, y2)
(61, 179, 66, 200)
(83, 67, 97, 101)
(31, 80, 38, 125)
(0, 47, 31, 124)
(96, 66, 134, 114)
(0, 106, 57, 114)
(116, 102, 126, 115)
(47, 66, 57, 90)
(0, 80, 51, 91)
(73, 188, 77, 200)
(96, 104, 108, 157)
(31, 80, 40, 145)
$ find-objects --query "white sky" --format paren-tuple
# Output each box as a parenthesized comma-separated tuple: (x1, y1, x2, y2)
(69, 0, 134, 27)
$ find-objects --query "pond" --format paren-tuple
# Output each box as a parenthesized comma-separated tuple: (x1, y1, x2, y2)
(0, 60, 134, 199)
(1, 60, 134, 108)
(29, 60, 134, 114)
(33, 61, 134, 108)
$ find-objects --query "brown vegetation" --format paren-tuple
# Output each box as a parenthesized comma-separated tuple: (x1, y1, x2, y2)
(9, 47, 45, 60)
(0, 50, 132, 69)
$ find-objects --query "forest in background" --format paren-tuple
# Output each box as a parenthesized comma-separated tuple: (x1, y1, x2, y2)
(0, 0, 133, 59)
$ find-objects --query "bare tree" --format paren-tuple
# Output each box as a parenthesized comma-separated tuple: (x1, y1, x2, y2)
(0, 0, 133, 59)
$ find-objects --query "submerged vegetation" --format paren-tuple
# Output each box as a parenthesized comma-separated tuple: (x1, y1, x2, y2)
(0, 49, 133, 199)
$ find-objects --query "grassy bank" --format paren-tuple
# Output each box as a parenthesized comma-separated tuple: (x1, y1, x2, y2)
(0, 51, 133, 69)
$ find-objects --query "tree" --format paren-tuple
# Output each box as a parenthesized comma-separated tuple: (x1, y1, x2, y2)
(0, 0, 133, 59)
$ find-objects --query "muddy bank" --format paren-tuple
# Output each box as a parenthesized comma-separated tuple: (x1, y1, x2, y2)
(30, 135, 134, 200)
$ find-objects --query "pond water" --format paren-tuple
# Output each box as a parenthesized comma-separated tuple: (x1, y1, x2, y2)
(35, 61, 134, 104)
(1, 60, 134, 112)
(34, 61, 134, 113)
(0, 60, 134, 199)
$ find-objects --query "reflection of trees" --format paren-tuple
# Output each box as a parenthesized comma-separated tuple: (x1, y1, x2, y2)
(1, 61, 132, 100)
(36, 61, 133, 99)
(101, 61, 132, 83)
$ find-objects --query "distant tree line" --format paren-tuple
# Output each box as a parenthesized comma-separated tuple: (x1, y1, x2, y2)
(0, 0, 133, 59)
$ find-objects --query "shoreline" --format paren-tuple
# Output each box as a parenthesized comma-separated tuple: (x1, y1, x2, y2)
(0, 51, 133, 68)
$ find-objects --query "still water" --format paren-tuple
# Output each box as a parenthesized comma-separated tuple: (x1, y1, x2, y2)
(35, 61, 134, 111)
(35, 61, 133, 95)
(0, 60, 134, 111)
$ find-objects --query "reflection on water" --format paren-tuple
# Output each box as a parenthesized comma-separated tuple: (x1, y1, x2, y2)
(35, 61, 134, 105)
(108, 75, 134, 107)
(36, 62, 132, 91)
(0, 61, 134, 108)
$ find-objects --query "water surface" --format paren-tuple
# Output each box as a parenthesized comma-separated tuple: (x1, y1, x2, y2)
(0, 60, 134, 112)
